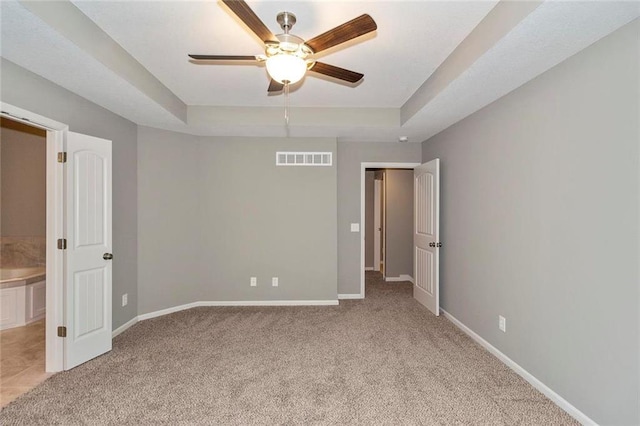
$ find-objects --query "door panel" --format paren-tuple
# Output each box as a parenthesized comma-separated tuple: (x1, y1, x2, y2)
(73, 269, 105, 338)
(415, 247, 433, 295)
(75, 151, 105, 247)
(65, 132, 112, 369)
(414, 159, 440, 315)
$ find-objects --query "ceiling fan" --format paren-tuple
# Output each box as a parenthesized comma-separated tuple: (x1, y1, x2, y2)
(189, 0, 377, 93)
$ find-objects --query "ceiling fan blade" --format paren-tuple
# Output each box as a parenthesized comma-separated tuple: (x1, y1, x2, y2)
(221, 0, 276, 43)
(188, 54, 258, 61)
(268, 79, 284, 93)
(305, 14, 377, 54)
(309, 62, 364, 83)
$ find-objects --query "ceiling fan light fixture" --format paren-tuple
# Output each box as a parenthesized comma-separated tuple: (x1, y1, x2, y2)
(189, 2, 377, 91)
(266, 54, 307, 84)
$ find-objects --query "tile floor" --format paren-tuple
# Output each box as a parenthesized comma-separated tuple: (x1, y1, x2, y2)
(0, 320, 52, 407)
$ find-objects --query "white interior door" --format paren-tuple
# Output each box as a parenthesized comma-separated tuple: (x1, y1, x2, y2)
(413, 159, 440, 316)
(373, 180, 381, 271)
(64, 131, 112, 369)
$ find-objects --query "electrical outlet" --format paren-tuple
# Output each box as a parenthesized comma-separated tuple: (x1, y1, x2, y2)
(250, 277, 257, 287)
(272, 277, 279, 287)
(498, 315, 506, 332)
(122, 293, 128, 307)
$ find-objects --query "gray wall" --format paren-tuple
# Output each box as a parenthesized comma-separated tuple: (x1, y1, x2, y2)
(0, 59, 139, 330)
(421, 20, 639, 425)
(337, 142, 422, 295)
(1, 119, 46, 236)
(364, 171, 375, 268)
(384, 169, 414, 279)
(138, 126, 337, 314)
(137, 127, 201, 312)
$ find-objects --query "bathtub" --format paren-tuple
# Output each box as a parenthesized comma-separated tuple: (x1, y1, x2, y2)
(0, 266, 46, 330)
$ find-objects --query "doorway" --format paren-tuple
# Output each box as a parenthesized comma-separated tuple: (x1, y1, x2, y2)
(360, 162, 420, 297)
(365, 170, 385, 275)
(1, 105, 66, 375)
(365, 168, 415, 281)
(373, 175, 383, 274)
(1, 103, 114, 376)
(0, 117, 51, 406)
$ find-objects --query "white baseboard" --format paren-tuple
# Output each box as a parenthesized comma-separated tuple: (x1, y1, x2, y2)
(385, 274, 414, 284)
(138, 302, 200, 321)
(112, 316, 138, 338)
(440, 309, 597, 426)
(338, 293, 364, 299)
(138, 299, 339, 322)
(198, 300, 339, 307)
(364, 267, 374, 271)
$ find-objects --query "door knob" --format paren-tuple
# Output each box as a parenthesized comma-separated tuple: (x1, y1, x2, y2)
(437, 242, 443, 248)
(103, 253, 113, 260)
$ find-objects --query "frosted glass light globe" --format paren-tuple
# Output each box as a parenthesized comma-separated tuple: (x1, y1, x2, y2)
(266, 54, 306, 84)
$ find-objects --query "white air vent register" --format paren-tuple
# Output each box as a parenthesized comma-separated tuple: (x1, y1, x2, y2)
(276, 152, 332, 166)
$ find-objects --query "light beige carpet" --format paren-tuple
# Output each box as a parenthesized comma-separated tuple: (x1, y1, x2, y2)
(0, 272, 577, 425)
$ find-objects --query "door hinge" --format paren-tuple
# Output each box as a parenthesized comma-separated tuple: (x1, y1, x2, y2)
(57, 238, 67, 250)
(57, 326, 67, 338)
(57, 152, 67, 163)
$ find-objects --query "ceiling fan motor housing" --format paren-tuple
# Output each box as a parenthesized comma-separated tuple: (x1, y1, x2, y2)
(270, 12, 314, 69)
(277, 11, 296, 33)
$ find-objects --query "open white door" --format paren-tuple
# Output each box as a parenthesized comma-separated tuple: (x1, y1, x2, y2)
(64, 132, 112, 369)
(413, 159, 440, 316)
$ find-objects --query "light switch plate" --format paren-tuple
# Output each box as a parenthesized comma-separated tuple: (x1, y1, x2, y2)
(350, 223, 360, 232)
(499, 315, 506, 332)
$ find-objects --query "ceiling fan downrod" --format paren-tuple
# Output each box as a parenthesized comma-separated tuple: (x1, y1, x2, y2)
(276, 12, 296, 34)
(276, 11, 297, 124)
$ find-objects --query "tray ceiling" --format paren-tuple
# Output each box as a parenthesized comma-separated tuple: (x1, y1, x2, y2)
(1, 1, 638, 142)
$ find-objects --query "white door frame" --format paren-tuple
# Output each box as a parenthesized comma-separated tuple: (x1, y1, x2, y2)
(381, 172, 386, 278)
(373, 179, 381, 271)
(1, 103, 67, 372)
(360, 162, 420, 298)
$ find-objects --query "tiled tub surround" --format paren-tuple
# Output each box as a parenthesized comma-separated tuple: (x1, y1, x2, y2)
(0, 237, 46, 331)
(0, 236, 46, 268)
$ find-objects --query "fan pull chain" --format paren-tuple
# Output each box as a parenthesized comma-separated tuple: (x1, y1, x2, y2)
(284, 82, 290, 126)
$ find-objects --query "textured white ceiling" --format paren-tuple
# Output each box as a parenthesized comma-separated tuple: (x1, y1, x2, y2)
(0, 0, 184, 128)
(404, 0, 640, 141)
(71, 0, 497, 107)
(1, 1, 638, 143)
